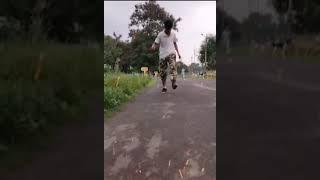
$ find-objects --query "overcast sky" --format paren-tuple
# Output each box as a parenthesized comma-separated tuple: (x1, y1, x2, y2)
(219, 0, 276, 21)
(104, 1, 216, 65)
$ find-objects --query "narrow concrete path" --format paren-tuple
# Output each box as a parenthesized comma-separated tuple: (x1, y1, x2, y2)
(104, 79, 216, 180)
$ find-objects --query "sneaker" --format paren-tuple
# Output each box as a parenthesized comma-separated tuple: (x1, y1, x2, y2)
(161, 87, 167, 93)
(172, 80, 178, 89)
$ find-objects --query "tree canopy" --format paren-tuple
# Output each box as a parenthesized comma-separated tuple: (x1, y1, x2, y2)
(0, 0, 102, 43)
(176, 61, 189, 74)
(217, 6, 241, 43)
(199, 35, 216, 70)
(188, 63, 202, 74)
(271, 0, 320, 33)
(104, 1, 182, 73)
(241, 12, 276, 41)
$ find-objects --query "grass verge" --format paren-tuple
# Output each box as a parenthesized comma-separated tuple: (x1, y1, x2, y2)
(104, 72, 155, 120)
(0, 42, 102, 173)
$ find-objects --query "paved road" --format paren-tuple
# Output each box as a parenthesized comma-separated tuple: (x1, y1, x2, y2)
(104, 79, 216, 180)
(218, 56, 320, 180)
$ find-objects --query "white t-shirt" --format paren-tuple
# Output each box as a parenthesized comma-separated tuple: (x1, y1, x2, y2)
(154, 30, 178, 59)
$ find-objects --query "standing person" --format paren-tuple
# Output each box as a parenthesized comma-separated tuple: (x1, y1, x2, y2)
(181, 67, 185, 80)
(150, 19, 181, 93)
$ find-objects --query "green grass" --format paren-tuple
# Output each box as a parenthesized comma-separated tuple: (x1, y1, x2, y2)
(104, 72, 155, 119)
(0, 42, 102, 171)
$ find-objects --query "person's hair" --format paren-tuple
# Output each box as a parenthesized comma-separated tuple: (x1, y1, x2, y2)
(164, 19, 173, 29)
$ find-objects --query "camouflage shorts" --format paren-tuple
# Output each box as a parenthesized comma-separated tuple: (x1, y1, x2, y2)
(159, 54, 177, 81)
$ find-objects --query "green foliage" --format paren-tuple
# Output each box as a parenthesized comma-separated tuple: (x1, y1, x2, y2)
(129, 1, 181, 38)
(0, 0, 102, 42)
(0, 42, 101, 147)
(127, 1, 181, 72)
(217, 7, 241, 43)
(176, 61, 189, 74)
(104, 1, 182, 73)
(129, 31, 159, 72)
(271, 0, 320, 33)
(271, 0, 290, 15)
(241, 12, 276, 41)
(104, 73, 153, 114)
(188, 63, 202, 73)
(199, 35, 216, 70)
(104, 35, 124, 68)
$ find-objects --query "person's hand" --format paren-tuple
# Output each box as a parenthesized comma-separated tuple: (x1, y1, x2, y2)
(150, 44, 156, 52)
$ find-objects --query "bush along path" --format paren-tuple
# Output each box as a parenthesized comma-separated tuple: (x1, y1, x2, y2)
(104, 73, 155, 117)
(0, 43, 102, 178)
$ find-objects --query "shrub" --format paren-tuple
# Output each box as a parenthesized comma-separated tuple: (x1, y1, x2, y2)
(104, 73, 153, 113)
(0, 42, 101, 148)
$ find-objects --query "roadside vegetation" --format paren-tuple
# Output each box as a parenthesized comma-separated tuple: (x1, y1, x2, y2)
(0, 0, 103, 174)
(104, 72, 154, 118)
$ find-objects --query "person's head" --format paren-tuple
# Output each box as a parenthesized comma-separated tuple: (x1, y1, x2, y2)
(164, 19, 173, 33)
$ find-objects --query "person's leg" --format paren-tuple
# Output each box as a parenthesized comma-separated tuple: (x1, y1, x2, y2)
(168, 54, 178, 89)
(159, 58, 168, 91)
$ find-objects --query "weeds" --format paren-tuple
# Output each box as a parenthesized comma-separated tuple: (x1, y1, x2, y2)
(0, 42, 101, 149)
(104, 72, 154, 116)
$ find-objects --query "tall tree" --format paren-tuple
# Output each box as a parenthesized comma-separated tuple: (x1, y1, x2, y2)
(104, 35, 124, 69)
(129, 1, 181, 38)
(217, 7, 241, 44)
(188, 63, 202, 73)
(176, 61, 189, 74)
(199, 35, 216, 70)
(270, 0, 320, 33)
(127, 1, 182, 71)
(0, 0, 102, 43)
(241, 12, 276, 41)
